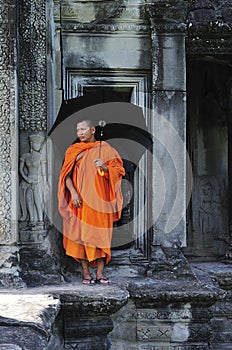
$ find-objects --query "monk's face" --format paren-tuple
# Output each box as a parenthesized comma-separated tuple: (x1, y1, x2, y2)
(76, 121, 96, 142)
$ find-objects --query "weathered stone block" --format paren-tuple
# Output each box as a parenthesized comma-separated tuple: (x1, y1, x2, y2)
(19, 243, 63, 286)
(188, 323, 211, 342)
(0, 294, 60, 350)
(152, 34, 186, 91)
(63, 35, 151, 70)
(59, 283, 129, 348)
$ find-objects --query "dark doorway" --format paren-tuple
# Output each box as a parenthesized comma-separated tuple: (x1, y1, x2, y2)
(82, 87, 136, 249)
(186, 56, 232, 259)
(83, 86, 133, 103)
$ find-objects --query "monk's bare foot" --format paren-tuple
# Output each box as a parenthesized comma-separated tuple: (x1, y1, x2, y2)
(82, 271, 95, 284)
(95, 275, 111, 284)
(82, 278, 95, 285)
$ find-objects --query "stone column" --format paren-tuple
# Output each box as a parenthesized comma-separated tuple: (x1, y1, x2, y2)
(146, 0, 190, 274)
(0, 1, 23, 287)
(17, 0, 62, 286)
(61, 286, 129, 350)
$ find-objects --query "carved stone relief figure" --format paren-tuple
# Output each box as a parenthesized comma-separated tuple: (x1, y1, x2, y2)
(19, 134, 49, 230)
(199, 180, 216, 234)
(199, 176, 228, 236)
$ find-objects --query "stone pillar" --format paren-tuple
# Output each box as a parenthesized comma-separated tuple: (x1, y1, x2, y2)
(146, 0, 190, 274)
(17, 0, 62, 286)
(0, 1, 23, 287)
(61, 286, 129, 350)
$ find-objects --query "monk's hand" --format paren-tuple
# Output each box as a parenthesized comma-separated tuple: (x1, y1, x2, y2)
(94, 159, 108, 172)
(71, 191, 82, 207)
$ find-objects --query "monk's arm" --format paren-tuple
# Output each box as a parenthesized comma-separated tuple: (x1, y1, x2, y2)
(94, 159, 108, 172)
(65, 176, 81, 204)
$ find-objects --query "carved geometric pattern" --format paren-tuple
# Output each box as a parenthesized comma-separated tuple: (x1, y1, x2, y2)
(65, 341, 107, 350)
(137, 308, 192, 322)
(136, 307, 193, 343)
(137, 325, 171, 341)
(0, 1, 15, 242)
(18, 0, 47, 131)
(61, 22, 150, 33)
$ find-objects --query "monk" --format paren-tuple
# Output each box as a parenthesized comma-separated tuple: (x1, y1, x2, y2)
(58, 119, 125, 284)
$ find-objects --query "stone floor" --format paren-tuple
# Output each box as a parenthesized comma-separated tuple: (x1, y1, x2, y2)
(0, 261, 231, 349)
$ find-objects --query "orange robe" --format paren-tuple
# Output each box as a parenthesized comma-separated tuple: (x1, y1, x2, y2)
(58, 141, 125, 266)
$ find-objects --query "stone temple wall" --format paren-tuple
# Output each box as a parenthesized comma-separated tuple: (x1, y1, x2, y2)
(0, 0, 21, 287)
(0, 0, 232, 350)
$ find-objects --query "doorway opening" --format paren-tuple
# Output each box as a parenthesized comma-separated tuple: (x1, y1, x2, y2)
(186, 56, 231, 259)
(64, 69, 152, 261)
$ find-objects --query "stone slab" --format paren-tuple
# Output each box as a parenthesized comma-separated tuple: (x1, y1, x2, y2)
(128, 276, 221, 305)
(0, 293, 60, 350)
(0, 294, 59, 327)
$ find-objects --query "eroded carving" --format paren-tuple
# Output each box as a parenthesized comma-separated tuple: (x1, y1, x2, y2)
(0, 1, 15, 243)
(54, 0, 149, 31)
(18, 0, 47, 131)
(198, 177, 228, 235)
(145, 0, 189, 33)
(61, 22, 150, 32)
(186, 0, 232, 54)
(57, 0, 125, 24)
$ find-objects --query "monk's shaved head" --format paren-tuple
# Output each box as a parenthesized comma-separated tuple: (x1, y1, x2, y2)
(77, 119, 95, 128)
